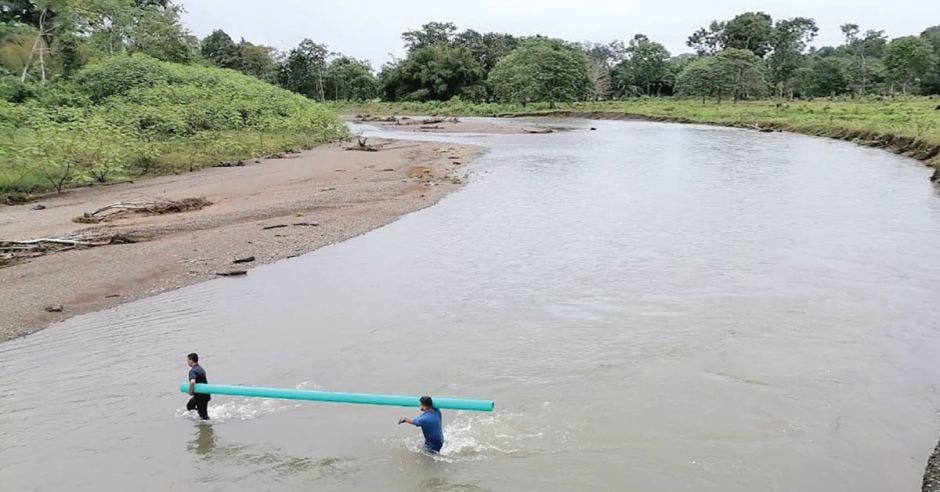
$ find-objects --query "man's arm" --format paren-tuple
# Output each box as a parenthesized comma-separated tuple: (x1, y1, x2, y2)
(398, 417, 413, 425)
(189, 379, 195, 396)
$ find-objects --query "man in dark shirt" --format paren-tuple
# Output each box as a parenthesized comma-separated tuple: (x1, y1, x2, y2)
(399, 396, 444, 453)
(186, 352, 210, 420)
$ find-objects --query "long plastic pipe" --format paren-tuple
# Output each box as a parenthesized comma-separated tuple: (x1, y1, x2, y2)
(180, 382, 494, 412)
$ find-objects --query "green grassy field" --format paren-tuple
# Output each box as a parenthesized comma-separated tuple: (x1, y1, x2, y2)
(334, 98, 940, 169)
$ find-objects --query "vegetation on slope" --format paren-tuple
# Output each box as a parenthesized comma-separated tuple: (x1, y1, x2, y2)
(0, 55, 345, 196)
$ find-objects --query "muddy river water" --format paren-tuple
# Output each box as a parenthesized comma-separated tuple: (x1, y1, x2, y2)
(2, 118, 940, 490)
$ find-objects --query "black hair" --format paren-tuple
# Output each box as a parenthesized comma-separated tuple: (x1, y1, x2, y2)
(187, 352, 199, 363)
(419, 396, 433, 408)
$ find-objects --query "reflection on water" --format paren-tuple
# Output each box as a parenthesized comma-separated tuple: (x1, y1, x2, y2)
(2, 118, 940, 491)
(189, 424, 216, 455)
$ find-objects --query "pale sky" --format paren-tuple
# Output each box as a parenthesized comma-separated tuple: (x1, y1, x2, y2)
(179, 0, 940, 69)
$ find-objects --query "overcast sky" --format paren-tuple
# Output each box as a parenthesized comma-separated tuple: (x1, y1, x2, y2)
(179, 0, 940, 68)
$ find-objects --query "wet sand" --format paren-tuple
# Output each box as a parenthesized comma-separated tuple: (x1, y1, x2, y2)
(0, 138, 481, 341)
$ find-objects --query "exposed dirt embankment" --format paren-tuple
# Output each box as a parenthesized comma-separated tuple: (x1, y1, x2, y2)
(505, 110, 940, 177)
(0, 138, 480, 341)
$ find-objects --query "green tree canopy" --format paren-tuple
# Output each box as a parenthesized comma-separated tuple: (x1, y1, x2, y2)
(487, 38, 590, 106)
(201, 29, 239, 69)
(324, 56, 378, 101)
(687, 12, 774, 58)
(768, 17, 818, 97)
(614, 34, 672, 96)
(237, 40, 277, 83)
(884, 35, 937, 94)
(380, 44, 483, 101)
(675, 49, 765, 103)
(401, 21, 456, 52)
(278, 39, 328, 100)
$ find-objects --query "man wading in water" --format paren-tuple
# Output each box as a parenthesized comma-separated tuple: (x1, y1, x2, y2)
(399, 396, 444, 453)
(186, 353, 211, 420)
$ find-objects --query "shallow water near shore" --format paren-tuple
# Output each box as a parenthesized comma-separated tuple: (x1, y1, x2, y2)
(2, 117, 940, 490)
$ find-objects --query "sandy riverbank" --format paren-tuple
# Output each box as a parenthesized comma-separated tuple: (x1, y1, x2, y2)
(0, 138, 481, 341)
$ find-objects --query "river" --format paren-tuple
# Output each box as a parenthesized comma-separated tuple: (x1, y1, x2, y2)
(2, 118, 939, 490)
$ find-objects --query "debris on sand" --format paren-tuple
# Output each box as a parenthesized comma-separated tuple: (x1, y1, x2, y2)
(73, 198, 211, 224)
(345, 137, 380, 152)
(1, 232, 142, 266)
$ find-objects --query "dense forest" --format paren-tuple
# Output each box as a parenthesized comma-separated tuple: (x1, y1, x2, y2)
(3, 1, 939, 104)
(0, 1, 938, 196)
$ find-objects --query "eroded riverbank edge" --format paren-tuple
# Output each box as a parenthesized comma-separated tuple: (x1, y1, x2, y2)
(0, 138, 483, 341)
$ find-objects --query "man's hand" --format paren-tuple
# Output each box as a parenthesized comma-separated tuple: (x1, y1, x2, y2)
(399, 418, 410, 425)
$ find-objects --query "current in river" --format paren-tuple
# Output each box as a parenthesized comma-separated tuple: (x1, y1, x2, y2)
(2, 118, 939, 490)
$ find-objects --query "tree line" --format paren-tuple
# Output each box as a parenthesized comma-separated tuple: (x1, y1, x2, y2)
(2, 1, 938, 105)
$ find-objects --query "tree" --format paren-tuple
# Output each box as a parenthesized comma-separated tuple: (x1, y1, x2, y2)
(840, 24, 887, 95)
(768, 17, 818, 97)
(722, 12, 774, 57)
(794, 57, 848, 97)
(237, 40, 277, 82)
(687, 21, 725, 56)
(615, 34, 671, 96)
(380, 44, 483, 101)
(324, 56, 378, 101)
(453, 29, 519, 73)
(201, 29, 240, 69)
(675, 56, 718, 102)
(278, 39, 328, 100)
(712, 48, 766, 102)
(586, 59, 611, 100)
(76, 0, 196, 63)
(580, 40, 626, 68)
(884, 36, 937, 94)
(677, 49, 765, 103)
(401, 21, 456, 52)
(487, 38, 590, 107)
(919, 26, 940, 94)
(687, 12, 774, 58)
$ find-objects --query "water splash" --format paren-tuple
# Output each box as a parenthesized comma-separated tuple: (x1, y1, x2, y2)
(386, 411, 538, 462)
(175, 381, 315, 422)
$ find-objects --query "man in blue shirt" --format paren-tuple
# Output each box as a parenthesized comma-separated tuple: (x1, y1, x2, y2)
(186, 352, 211, 420)
(399, 396, 444, 453)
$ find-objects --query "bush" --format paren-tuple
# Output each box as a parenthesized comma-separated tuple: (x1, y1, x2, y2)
(75, 55, 172, 102)
(0, 76, 37, 103)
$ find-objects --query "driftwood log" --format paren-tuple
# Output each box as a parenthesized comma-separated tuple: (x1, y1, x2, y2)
(0, 232, 142, 267)
(74, 198, 211, 224)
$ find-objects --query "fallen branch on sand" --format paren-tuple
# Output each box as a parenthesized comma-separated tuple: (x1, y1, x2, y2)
(73, 197, 211, 224)
(345, 137, 380, 152)
(0, 231, 143, 267)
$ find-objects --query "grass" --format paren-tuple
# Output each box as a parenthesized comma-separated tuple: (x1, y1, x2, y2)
(333, 98, 940, 168)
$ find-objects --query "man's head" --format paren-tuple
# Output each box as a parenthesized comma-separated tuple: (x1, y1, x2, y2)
(187, 353, 199, 367)
(419, 396, 433, 411)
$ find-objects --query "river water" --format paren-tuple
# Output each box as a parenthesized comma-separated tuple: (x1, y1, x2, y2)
(2, 118, 939, 491)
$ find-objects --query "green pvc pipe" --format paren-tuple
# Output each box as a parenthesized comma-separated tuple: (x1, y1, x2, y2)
(180, 382, 494, 412)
